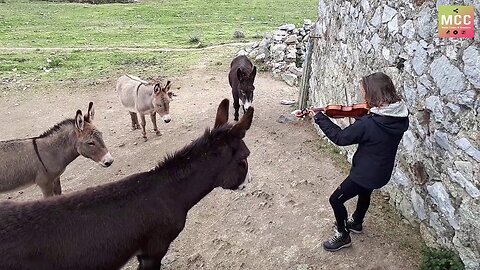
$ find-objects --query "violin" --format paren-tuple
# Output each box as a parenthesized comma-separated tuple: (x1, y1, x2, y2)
(295, 103, 370, 119)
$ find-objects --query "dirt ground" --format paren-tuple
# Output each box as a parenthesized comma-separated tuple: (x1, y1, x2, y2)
(0, 56, 422, 269)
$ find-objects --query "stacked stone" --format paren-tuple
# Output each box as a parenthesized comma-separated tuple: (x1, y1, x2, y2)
(306, 0, 480, 269)
(237, 19, 313, 86)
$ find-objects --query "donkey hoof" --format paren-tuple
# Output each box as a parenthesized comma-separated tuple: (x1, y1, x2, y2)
(143, 137, 148, 142)
(155, 131, 162, 136)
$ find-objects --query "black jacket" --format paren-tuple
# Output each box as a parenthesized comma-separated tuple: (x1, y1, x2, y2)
(314, 112, 409, 189)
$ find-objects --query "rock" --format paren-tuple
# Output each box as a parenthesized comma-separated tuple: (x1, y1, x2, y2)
(455, 138, 480, 162)
(382, 47, 391, 61)
(237, 49, 248, 56)
(303, 19, 312, 28)
(370, 33, 382, 52)
(286, 50, 297, 59)
(433, 131, 453, 153)
(285, 35, 298, 44)
(447, 168, 480, 199)
(446, 45, 457, 60)
(387, 15, 399, 34)
(429, 212, 448, 235)
(360, 0, 370, 12)
(462, 46, 480, 88)
(401, 20, 415, 39)
(430, 56, 465, 96)
(255, 53, 266, 62)
(411, 188, 427, 221)
(279, 24, 296, 32)
(393, 168, 411, 187)
(382, 5, 397, 23)
(417, 7, 435, 39)
(454, 161, 474, 181)
(402, 130, 416, 152)
(360, 39, 372, 53)
(277, 114, 299, 124)
(371, 6, 382, 27)
(457, 90, 476, 108)
(404, 40, 419, 57)
(425, 96, 444, 122)
(446, 102, 461, 115)
(280, 99, 296, 105)
(412, 45, 428, 75)
(427, 182, 459, 230)
(281, 73, 297, 86)
(287, 65, 303, 76)
(453, 200, 480, 270)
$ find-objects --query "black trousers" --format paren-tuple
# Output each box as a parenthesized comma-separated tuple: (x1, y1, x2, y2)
(329, 176, 373, 233)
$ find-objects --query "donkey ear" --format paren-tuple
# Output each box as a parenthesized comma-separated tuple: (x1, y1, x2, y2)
(214, 99, 229, 128)
(154, 84, 161, 95)
(84, 101, 95, 122)
(230, 107, 254, 138)
(75, 110, 84, 131)
(251, 66, 257, 81)
(163, 81, 172, 92)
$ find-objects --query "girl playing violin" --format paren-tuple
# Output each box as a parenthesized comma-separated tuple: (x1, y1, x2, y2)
(308, 72, 409, 252)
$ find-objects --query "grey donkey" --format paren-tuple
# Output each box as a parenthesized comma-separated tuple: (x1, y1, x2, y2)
(0, 102, 113, 198)
(117, 75, 173, 141)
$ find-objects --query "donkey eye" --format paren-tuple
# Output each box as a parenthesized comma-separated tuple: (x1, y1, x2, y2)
(88, 142, 95, 146)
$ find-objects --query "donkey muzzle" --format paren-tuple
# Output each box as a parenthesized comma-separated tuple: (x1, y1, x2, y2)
(162, 114, 172, 123)
(100, 152, 114, 167)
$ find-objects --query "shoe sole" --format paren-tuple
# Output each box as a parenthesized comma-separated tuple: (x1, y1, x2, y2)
(323, 242, 352, 252)
(349, 229, 363, 234)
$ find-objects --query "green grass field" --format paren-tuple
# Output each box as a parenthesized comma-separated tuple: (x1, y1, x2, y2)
(0, 0, 317, 90)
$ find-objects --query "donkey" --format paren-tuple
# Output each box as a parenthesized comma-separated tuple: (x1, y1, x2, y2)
(0, 102, 113, 198)
(117, 75, 173, 141)
(0, 99, 253, 270)
(228, 55, 257, 121)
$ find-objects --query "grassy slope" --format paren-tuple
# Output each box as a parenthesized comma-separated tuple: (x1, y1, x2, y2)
(0, 0, 318, 48)
(0, 0, 317, 86)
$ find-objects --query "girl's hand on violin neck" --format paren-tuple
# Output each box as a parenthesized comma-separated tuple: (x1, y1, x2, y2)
(308, 109, 319, 117)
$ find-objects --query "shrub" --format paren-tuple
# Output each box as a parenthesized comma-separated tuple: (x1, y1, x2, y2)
(233, 30, 245, 39)
(420, 247, 464, 270)
(189, 35, 201, 44)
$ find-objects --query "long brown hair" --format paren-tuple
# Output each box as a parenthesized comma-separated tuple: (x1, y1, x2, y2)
(361, 72, 401, 108)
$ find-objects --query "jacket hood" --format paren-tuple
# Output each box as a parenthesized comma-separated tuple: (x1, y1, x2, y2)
(370, 101, 409, 135)
(370, 101, 409, 117)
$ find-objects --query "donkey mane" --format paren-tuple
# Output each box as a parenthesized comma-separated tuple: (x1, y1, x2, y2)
(37, 119, 76, 138)
(152, 124, 233, 180)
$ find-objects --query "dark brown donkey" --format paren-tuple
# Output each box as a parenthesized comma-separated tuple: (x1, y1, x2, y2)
(228, 55, 257, 121)
(0, 102, 113, 198)
(0, 99, 253, 270)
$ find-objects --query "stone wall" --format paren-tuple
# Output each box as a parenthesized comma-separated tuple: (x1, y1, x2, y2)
(238, 21, 313, 86)
(305, 0, 479, 269)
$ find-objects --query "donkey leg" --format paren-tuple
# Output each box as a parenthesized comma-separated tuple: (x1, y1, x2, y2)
(137, 228, 182, 270)
(130, 112, 140, 130)
(150, 113, 161, 136)
(136, 254, 162, 270)
(53, 177, 62, 195)
(139, 114, 148, 141)
(37, 178, 55, 198)
(233, 100, 240, 121)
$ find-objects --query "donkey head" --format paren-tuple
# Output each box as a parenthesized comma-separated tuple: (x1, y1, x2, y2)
(212, 99, 253, 190)
(236, 66, 256, 109)
(74, 102, 114, 167)
(152, 81, 173, 123)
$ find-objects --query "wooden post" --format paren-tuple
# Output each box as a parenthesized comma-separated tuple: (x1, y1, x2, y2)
(298, 39, 314, 110)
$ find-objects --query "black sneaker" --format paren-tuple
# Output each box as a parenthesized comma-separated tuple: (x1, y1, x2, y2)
(323, 230, 351, 252)
(346, 218, 363, 234)
(334, 218, 363, 234)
